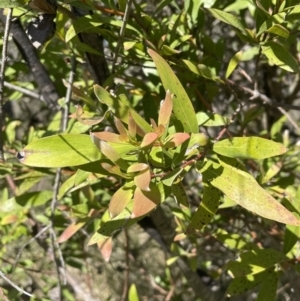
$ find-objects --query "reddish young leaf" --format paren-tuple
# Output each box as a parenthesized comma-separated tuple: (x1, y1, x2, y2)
(128, 113, 137, 139)
(134, 169, 151, 191)
(158, 90, 173, 127)
(115, 118, 128, 141)
(140, 132, 158, 148)
(132, 184, 161, 218)
(164, 133, 190, 148)
(91, 131, 121, 143)
(127, 163, 149, 173)
(109, 185, 134, 218)
(57, 221, 86, 243)
(98, 237, 113, 262)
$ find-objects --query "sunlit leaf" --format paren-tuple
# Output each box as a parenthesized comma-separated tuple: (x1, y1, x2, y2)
(132, 184, 161, 218)
(17, 134, 101, 168)
(98, 237, 113, 262)
(213, 137, 287, 160)
(158, 90, 173, 128)
(109, 185, 134, 218)
(140, 132, 158, 149)
(163, 133, 190, 148)
(148, 49, 198, 133)
(201, 160, 300, 226)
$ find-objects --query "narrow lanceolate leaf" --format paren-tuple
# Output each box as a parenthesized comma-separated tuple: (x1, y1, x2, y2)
(91, 131, 121, 143)
(57, 221, 86, 243)
(186, 184, 220, 233)
(17, 134, 101, 168)
(207, 8, 247, 34)
(94, 85, 130, 122)
(109, 185, 134, 218)
(226, 50, 243, 79)
(201, 160, 300, 226)
(261, 41, 299, 73)
(148, 49, 198, 133)
(158, 90, 173, 127)
(213, 137, 288, 160)
(132, 184, 161, 218)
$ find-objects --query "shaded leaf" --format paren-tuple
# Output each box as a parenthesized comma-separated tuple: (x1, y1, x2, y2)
(207, 8, 247, 33)
(94, 85, 130, 122)
(261, 41, 299, 73)
(226, 50, 243, 78)
(172, 183, 189, 207)
(213, 137, 287, 160)
(162, 168, 183, 186)
(0, 0, 27, 8)
(256, 271, 278, 301)
(186, 183, 220, 233)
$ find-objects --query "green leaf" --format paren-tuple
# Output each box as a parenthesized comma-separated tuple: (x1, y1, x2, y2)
(201, 160, 300, 226)
(261, 41, 299, 73)
(128, 283, 140, 301)
(196, 112, 230, 126)
(0, 0, 27, 8)
(283, 217, 300, 254)
(227, 269, 273, 296)
(0, 191, 53, 212)
(226, 51, 243, 78)
(17, 134, 102, 168)
(256, 271, 278, 301)
(213, 137, 288, 160)
(94, 85, 130, 123)
(186, 183, 220, 233)
(162, 168, 183, 186)
(65, 15, 103, 42)
(172, 183, 189, 207)
(226, 249, 287, 277)
(148, 49, 198, 133)
(207, 8, 247, 34)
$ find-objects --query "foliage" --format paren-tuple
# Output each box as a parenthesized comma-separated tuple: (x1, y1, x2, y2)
(1, 0, 300, 300)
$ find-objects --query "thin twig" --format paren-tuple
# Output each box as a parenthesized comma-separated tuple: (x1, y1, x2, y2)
(120, 230, 130, 301)
(0, 270, 33, 298)
(49, 57, 76, 299)
(111, 0, 133, 74)
(0, 8, 13, 162)
(13, 224, 52, 272)
(4, 81, 45, 101)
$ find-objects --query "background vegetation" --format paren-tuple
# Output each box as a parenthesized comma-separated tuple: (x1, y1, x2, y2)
(0, 0, 300, 300)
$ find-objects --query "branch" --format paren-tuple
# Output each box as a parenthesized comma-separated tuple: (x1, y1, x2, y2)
(0, 8, 13, 162)
(0, 10, 60, 110)
(0, 270, 33, 298)
(111, 0, 133, 74)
